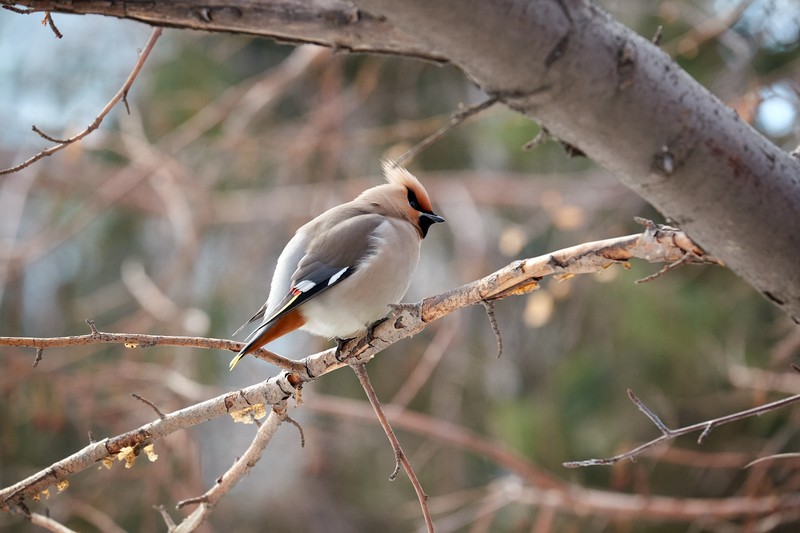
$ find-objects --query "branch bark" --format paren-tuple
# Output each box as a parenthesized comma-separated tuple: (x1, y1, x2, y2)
(4, 0, 798, 319)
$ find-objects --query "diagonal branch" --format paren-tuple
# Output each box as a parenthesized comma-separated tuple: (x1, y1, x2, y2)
(0, 27, 163, 176)
(351, 363, 433, 533)
(167, 407, 287, 532)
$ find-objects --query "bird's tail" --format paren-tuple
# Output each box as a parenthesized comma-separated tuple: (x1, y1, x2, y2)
(228, 309, 306, 371)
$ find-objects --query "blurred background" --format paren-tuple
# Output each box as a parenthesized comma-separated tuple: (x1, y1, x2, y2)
(1, 0, 799, 531)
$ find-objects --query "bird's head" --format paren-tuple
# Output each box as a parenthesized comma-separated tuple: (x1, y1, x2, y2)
(357, 161, 445, 238)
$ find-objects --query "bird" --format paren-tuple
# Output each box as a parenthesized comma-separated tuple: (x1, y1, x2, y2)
(229, 161, 445, 370)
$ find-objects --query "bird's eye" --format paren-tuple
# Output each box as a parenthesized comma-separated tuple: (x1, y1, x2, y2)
(407, 189, 422, 211)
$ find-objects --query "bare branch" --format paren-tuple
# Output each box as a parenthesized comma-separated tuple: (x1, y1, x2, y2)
(0, 27, 163, 176)
(1, 327, 296, 372)
(308, 393, 800, 521)
(480, 300, 503, 358)
(352, 363, 433, 533)
(0, 374, 297, 508)
(42, 11, 62, 38)
(131, 393, 167, 420)
(172, 408, 286, 532)
(32, 347, 43, 367)
(564, 390, 800, 468)
(29, 511, 76, 533)
(394, 96, 499, 165)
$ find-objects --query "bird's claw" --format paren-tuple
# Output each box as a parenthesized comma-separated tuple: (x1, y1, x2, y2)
(366, 317, 389, 346)
(335, 336, 354, 361)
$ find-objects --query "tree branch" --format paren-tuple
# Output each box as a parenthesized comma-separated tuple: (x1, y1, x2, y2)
(306, 393, 800, 522)
(0, 27, 162, 176)
(351, 363, 433, 533)
(563, 388, 800, 468)
(0, 0, 445, 62)
(169, 407, 287, 532)
(0, 221, 719, 512)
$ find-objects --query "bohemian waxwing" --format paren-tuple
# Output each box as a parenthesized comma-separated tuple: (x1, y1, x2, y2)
(229, 161, 445, 370)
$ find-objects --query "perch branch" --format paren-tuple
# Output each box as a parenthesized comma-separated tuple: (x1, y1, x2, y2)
(0, 221, 721, 511)
(0, 27, 162, 176)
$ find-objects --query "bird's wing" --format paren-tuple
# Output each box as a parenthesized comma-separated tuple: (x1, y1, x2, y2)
(258, 213, 384, 329)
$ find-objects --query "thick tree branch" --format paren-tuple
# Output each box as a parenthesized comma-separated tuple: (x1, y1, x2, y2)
(0, 0, 446, 62)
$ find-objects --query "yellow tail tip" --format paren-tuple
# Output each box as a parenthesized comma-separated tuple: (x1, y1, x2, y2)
(229, 353, 245, 371)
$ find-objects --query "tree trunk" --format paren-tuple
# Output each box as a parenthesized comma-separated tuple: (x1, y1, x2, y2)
(5, 0, 800, 320)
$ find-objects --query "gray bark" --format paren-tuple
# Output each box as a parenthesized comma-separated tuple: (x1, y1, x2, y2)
(4, 0, 800, 320)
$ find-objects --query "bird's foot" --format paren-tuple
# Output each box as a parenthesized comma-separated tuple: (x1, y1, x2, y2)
(365, 317, 389, 346)
(388, 302, 419, 315)
(334, 336, 355, 362)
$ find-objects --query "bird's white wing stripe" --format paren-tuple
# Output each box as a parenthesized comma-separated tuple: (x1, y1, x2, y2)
(327, 267, 349, 286)
(294, 279, 317, 293)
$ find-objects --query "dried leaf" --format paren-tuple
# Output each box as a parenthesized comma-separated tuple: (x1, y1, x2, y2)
(144, 443, 158, 462)
(117, 446, 137, 468)
(229, 403, 267, 424)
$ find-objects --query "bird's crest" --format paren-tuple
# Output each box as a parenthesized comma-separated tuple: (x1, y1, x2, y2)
(381, 159, 434, 213)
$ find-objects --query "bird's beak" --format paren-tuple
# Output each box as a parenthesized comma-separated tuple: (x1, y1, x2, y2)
(422, 212, 445, 224)
(419, 211, 445, 238)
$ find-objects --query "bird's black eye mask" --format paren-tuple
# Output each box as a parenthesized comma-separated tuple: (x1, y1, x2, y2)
(407, 188, 423, 212)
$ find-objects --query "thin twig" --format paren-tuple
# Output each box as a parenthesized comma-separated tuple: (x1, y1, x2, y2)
(153, 505, 176, 531)
(651, 25, 663, 46)
(29, 511, 76, 533)
(394, 96, 499, 166)
(31, 125, 68, 144)
(627, 389, 671, 435)
(0, 27, 163, 176)
(564, 390, 800, 468)
(285, 415, 306, 448)
(1, 326, 297, 372)
(744, 452, 800, 469)
(131, 393, 166, 420)
(32, 347, 43, 368)
(2, 5, 35, 14)
(636, 252, 703, 283)
(42, 12, 62, 39)
(480, 300, 503, 358)
(351, 363, 434, 533)
(522, 126, 551, 151)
